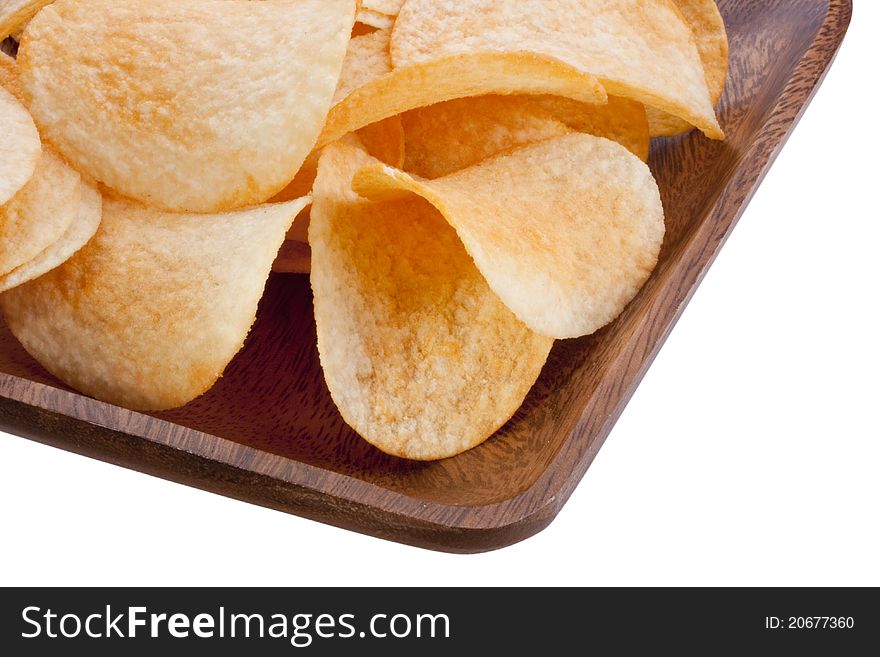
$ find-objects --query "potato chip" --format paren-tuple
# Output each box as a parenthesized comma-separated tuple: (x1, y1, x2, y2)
(260, 27, 403, 205)
(647, 0, 729, 136)
(357, 0, 404, 28)
(310, 140, 553, 460)
(2, 195, 309, 411)
(270, 115, 403, 206)
(0, 84, 40, 206)
(391, 0, 724, 139)
(362, 0, 404, 15)
(358, 0, 403, 36)
(401, 94, 650, 178)
(1, 48, 89, 283)
(530, 95, 650, 162)
(18, 0, 356, 212)
(0, 179, 101, 293)
(1, 149, 80, 276)
(331, 30, 406, 165)
(333, 28, 394, 105)
(0, 0, 51, 40)
(357, 115, 406, 169)
(0, 51, 23, 98)
(356, 8, 394, 30)
(354, 133, 665, 339)
(271, 109, 403, 271)
(270, 151, 322, 205)
(318, 51, 607, 148)
(401, 95, 570, 179)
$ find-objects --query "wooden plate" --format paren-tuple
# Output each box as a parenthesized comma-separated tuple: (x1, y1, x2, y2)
(0, 0, 852, 553)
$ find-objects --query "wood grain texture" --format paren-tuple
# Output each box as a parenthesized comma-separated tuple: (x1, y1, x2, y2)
(0, 0, 852, 552)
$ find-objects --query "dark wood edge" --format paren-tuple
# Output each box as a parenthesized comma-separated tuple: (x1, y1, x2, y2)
(0, 0, 853, 553)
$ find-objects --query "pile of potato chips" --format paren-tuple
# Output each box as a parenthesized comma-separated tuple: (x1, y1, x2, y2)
(0, 0, 727, 460)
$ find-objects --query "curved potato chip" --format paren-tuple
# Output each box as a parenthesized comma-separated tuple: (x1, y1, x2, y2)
(335, 28, 394, 104)
(317, 51, 607, 149)
(0, 0, 51, 40)
(357, 0, 404, 28)
(270, 115, 403, 205)
(354, 134, 665, 339)
(401, 95, 570, 179)
(530, 95, 650, 162)
(272, 30, 404, 206)
(0, 84, 40, 206)
(272, 111, 403, 268)
(357, 8, 394, 29)
(1, 149, 80, 276)
(391, 0, 723, 139)
(0, 51, 23, 99)
(19, 0, 356, 212)
(647, 0, 729, 136)
(311, 140, 553, 460)
(270, 151, 322, 205)
(0, 179, 101, 293)
(2, 196, 309, 411)
(1, 51, 88, 283)
(402, 94, 650, 178)
(362, 0, 404, 15)
(333, 30, 406, 163)
(357, 115, 406, 169)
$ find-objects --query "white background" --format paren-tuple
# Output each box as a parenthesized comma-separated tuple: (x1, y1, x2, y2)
(2, 4, 877, 587)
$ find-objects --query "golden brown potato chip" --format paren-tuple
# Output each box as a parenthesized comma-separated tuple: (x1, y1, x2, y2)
(401, 94, 650, 178)
(357, 115, 406, 169)
(333, 28, 394, 105)
(0, 0, 51, 40)
(272, 112, 404, 267)
(0, 179, 101, 293)
(362, 0, 404, 15)
(270, 151, 322, 205)
(647, 0, 729, 135)
(19, 0, 356, 212)
(391, 0, 723, 139)
(310, 140, 553, 460)
(318, 25, 607, 146)
(318, 50, 607, 148)
(264, 27, 403, 204)
(356, 7, 394, 29)
(0, 84, 40, 206)
(2, 195, 309, 411)
(1, 149, 80, 276)
(401, 95, 570, 179)
(332, 30, 406, 166)
(270, 115, 403, 205)
(530, 95, 650, 162)
(0, 51, 23, 98)
(357, 0, 404, 28)
(354, 133, 665, 339)
(0, 50, 101, 292)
